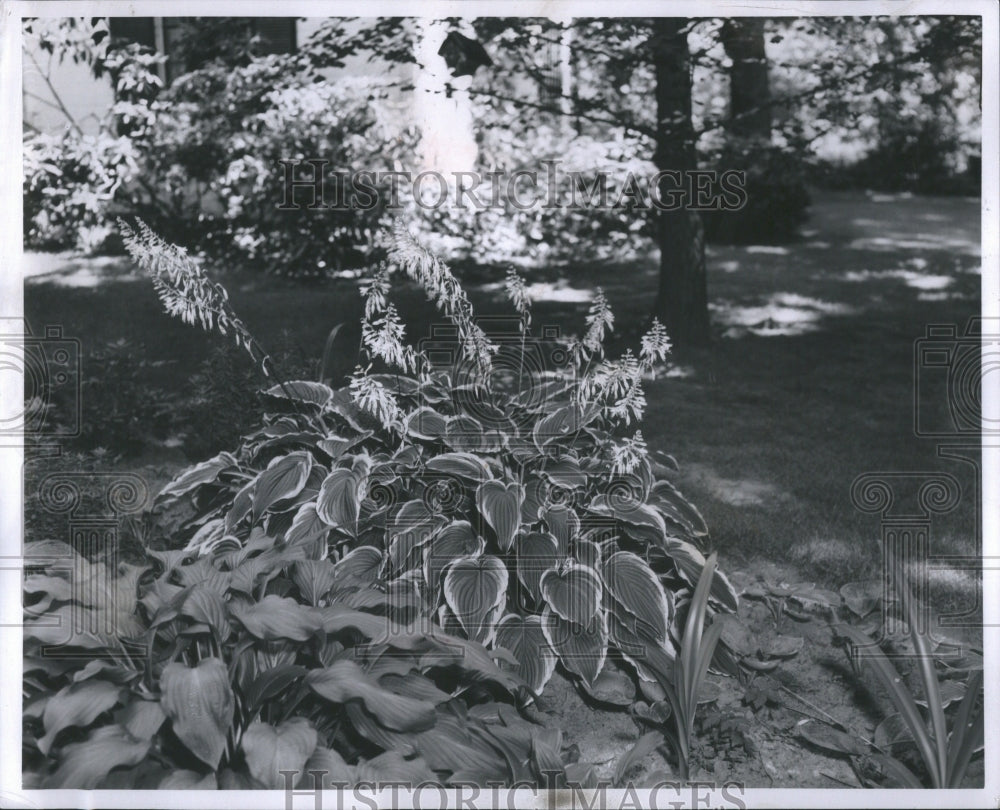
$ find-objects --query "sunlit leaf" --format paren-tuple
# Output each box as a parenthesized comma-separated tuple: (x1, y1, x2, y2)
(476, 480, 525, 552)
(540, 561, 602, 625)
(39, 679, 121, 755)
(305, 660, 436, 732)
(443, 554, 507, 643)
(241, 718, 318, 789)
(158, 452, 237, 501)
(252, 452, 313, 522)
(265, 380, 334, 407)
(424, 520, 484, 593)
(316, 468, 364, 532)
(493, 613, 556, 694)
(284, 502, 330, 559)
(542, 607, 607, 687)
(160, 658, 234, 769)
(516, 531, 558, 601)
(44, 725, 150, 788)
(231, 595, 323, 642)
(426, 452, 492, 482)
(603, 550, 672, 644)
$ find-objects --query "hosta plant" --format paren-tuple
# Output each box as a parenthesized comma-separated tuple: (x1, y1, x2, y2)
(23, 219, 737, 788)
(22, 537, 581, 789)
(134, 218, 736, 691)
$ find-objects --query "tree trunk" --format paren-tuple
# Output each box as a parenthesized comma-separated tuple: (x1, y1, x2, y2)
(720, 19, 772, 139)
(651, 19, 710, 347)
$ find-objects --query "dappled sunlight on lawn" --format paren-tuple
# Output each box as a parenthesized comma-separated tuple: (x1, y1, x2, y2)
(841, 267, 954, 289)
(681, 462, 795, 508)
(712, 291, 855, 338)
(477, 278, 594, 303)
(23, 251, 141, 287)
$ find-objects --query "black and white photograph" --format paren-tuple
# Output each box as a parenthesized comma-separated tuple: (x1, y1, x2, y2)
(1, 1, 997, 806)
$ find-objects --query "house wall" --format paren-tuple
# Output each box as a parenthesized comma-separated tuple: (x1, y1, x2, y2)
(23, 17, 478, 173)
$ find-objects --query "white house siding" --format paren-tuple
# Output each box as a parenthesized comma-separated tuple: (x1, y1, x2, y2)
(23, 17, 478, 174)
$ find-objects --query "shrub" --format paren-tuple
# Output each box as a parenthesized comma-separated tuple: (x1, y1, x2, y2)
(124, 58, 419, 277)
(415, 119, 657, 266)
(701, 140, 810, 245)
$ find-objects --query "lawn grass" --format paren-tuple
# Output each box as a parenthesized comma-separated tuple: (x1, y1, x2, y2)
(24, 190, 983, 615)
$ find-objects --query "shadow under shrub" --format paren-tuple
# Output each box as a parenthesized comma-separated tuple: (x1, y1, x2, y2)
(701, 142, 810, 245)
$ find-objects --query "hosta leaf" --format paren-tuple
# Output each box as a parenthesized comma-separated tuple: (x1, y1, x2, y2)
(158, 452, 237, 501)
(493, 613, 556, 694)
(413, 715, 509, 781)
(241, 718, 318, 789)
(581, 665, 635, 706)
(446, 413, 502, 452)
(840, 580, 885, 618)
(39, 679, 122, 754)
(476, 480, 525, 552)
(606, 607, 676, 684)
(540, 504, 579, 555)
(874, 713, 916, 751)
(540, 561, 602, 625)
(177, 584, 231, 641)
(424, 520, 484, 592)
(252, 452, 313, 523)
(573, 538, 602, 570)
(243, 665, 307, 714)
(318, 431, 371, 460)
(265, 380, 334, 407)
(115, 699, 166, 741)
(521, 476, 547, 524)
(284, 502, 330, 559)
(662, 538, 739, 612)
(43, 725, 150, 788)
(160, 658, 234, 769)
(538, 457, 587, 490)
(515, 532, 559, 607)
(425, 452, 492, 482)
(388, 500, 444, 574)
(185, 517, 226, 555)
(159, 770, 217, 789)
(797, 719, 870, 757)
(225, 480, 255, 533)
(761, 635, 805, 659)
(300, 746, 355, 786)
(603, 551, 672, 644)
(23, 574, 72, 603)
(405, 406, 448, 440)
(589, 494, 666, 537)
(231, 595, 323, 642)
(533, 404, 598, 448)
(333, 545, 384, 585)
(305, 660, 436, 732)
(409, 626, 524, 692)
(355, 750, 435, 784)
(345, 700, 414, 754)
(542, 606, 607, 687)
(292, 559, 337, 606)
(379, 672, 453, 705)
(648, 479, 709, 537)
(316, 468, 364, 532)
(444, 555, 507, 643)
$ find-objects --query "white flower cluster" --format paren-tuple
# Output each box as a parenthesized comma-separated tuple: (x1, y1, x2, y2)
(119, 217, 265, 372)
(610, 430, 648, 475)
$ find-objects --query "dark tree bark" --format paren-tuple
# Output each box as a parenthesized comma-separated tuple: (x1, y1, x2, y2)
(650, 19, 710, 347)
(720, 18, 772, 139)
